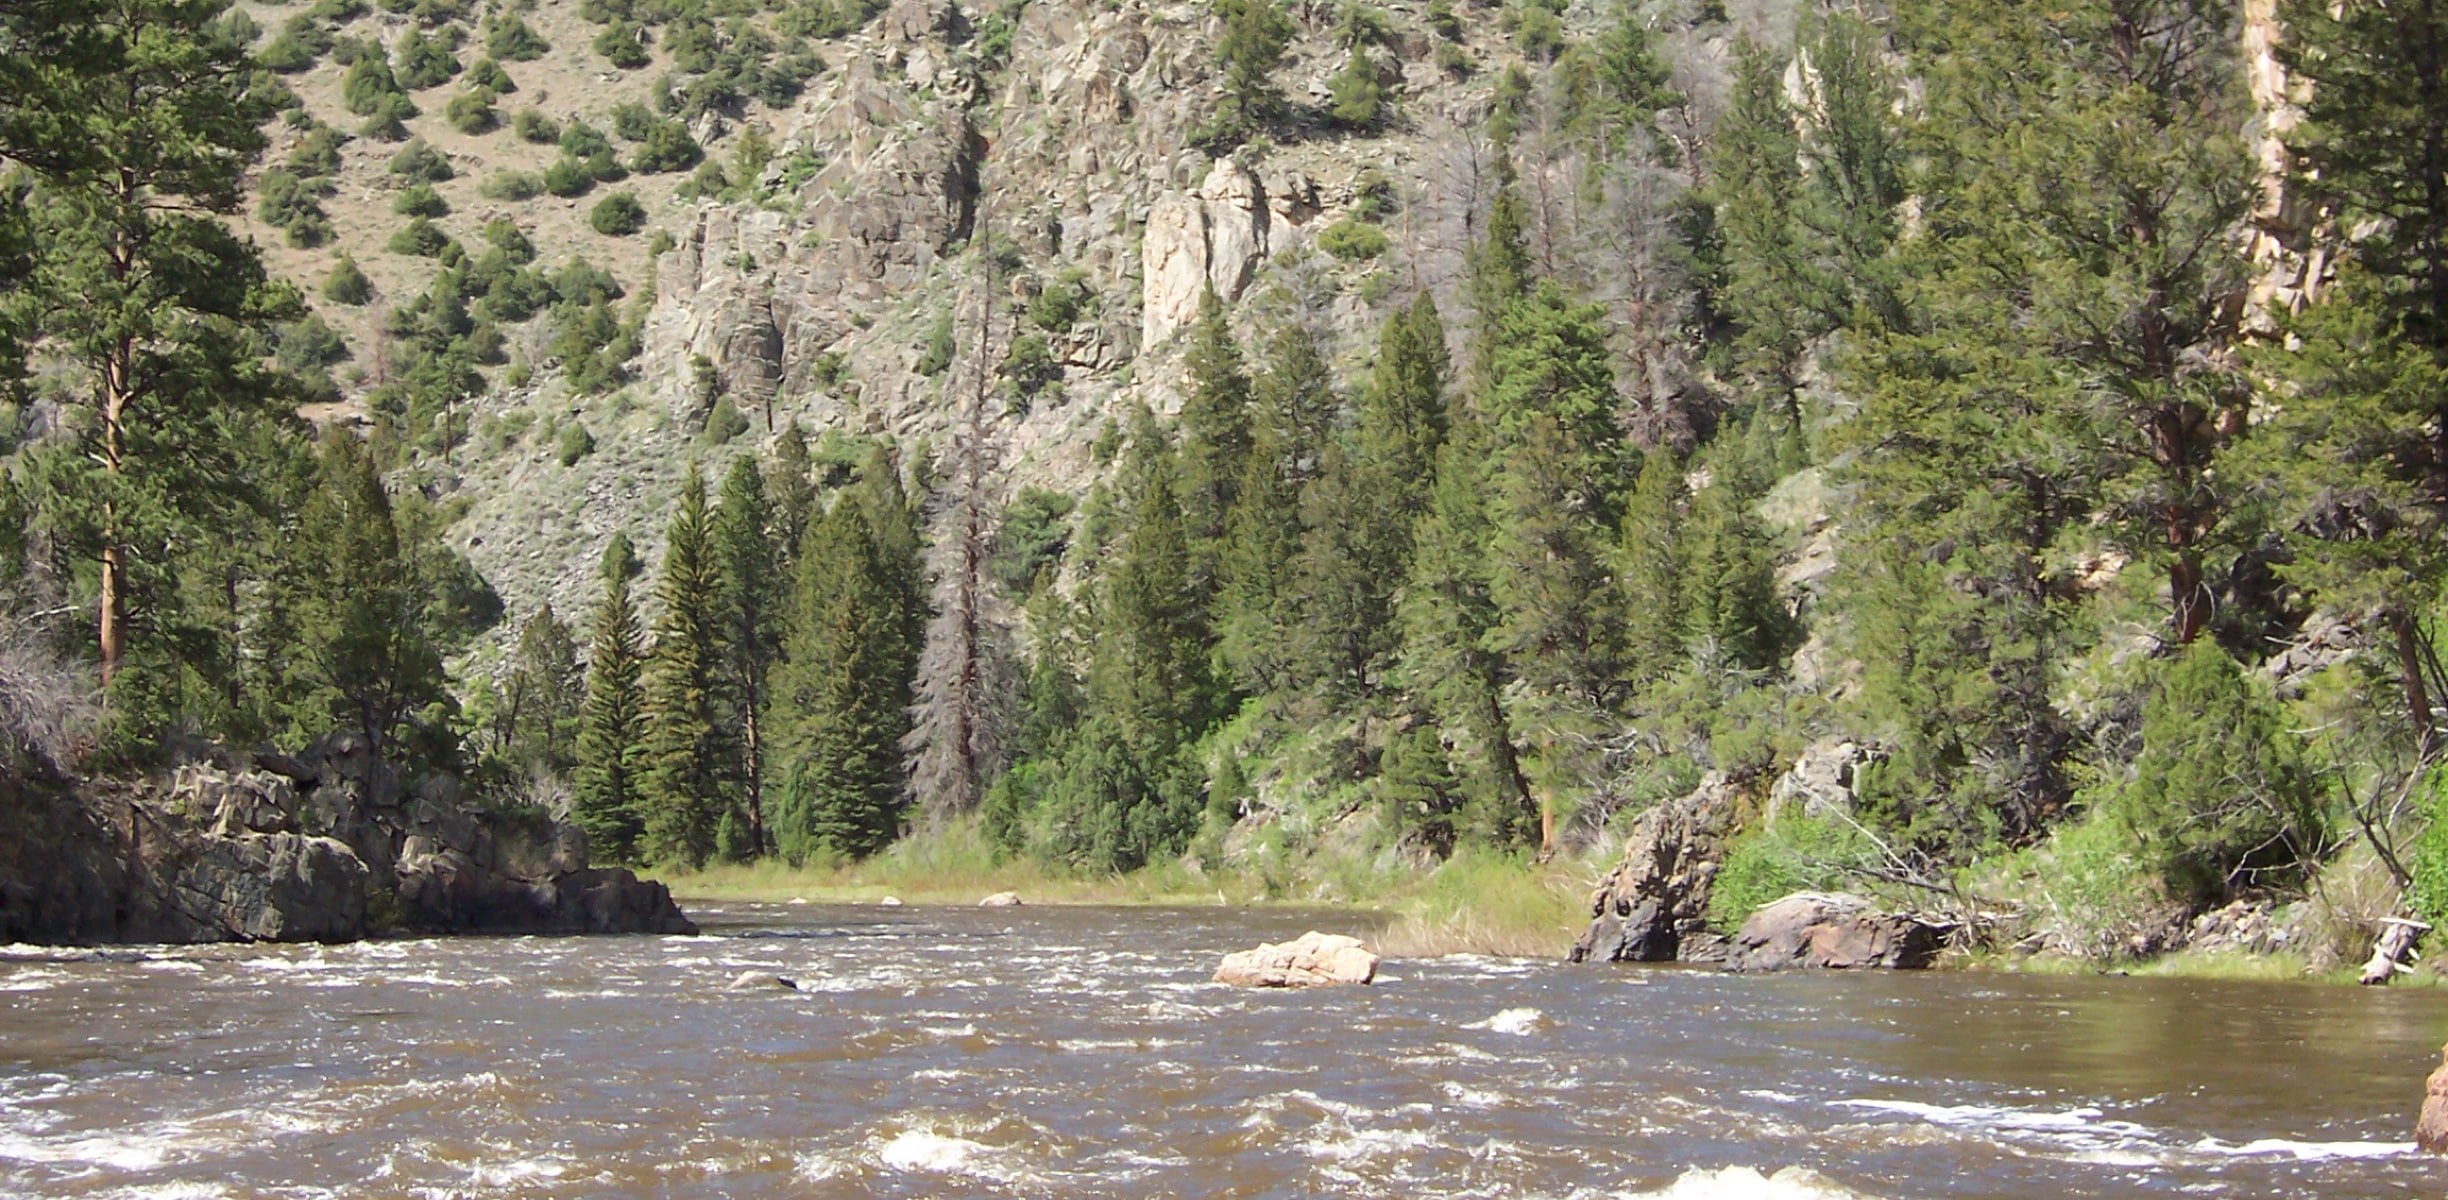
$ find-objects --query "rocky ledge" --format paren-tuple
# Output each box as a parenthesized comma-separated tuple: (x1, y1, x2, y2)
(0, 734, 693, 945)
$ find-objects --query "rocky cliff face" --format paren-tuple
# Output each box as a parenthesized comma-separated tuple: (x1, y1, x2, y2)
(435, 0, 1638, 621)
(0, 738, 692, 945)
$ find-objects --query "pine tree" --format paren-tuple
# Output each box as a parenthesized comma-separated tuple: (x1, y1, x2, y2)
(1218, 318, 1336, 694)
(294, 432, 451, 767)
(767, 419, 817, 575)
(574, 552, 646, 862)
(636, 464, 732, 867)
(1874, 0, 2254, 646)
(770, 481, 918, 862)
(1176, 288, 1254, 594)
(499, 603, 582, 776)
(2262, 0, 2448, 749)
(1681, 472, 1790, 674)
(1398, 414, 1538, 848)
(8, 0, 293, 700)
(1062, 415, 1217, 869)
(712, 456, 781, 858)
(1213, 0, 1294, 138)
(1618, 448, 1687, 690)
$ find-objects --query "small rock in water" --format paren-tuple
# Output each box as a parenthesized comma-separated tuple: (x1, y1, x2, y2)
(978, 892, 1022, 908)
(878, 896, 904, 907)
(788, 897, 809, 906)
(1214, 930, 1378, 988)
(727, 971, 800, 992)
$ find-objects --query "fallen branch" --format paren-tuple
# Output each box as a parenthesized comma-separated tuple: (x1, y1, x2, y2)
(2361, 915, 2430, 986)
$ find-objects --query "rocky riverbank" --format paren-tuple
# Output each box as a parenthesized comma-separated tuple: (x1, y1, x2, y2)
(0, 734, 692, 945)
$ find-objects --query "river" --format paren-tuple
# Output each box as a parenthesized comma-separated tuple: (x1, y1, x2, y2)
(4, 902, 2447, 1198)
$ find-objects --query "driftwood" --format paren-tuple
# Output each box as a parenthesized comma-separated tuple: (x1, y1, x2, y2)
(2360, 916, 2430, 986)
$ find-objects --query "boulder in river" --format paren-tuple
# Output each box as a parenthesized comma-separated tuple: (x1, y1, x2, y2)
(1214, 931, 1378, 988)
(1569, 773, 1743, 964)
(727, 971, 801, 991)
(1725, 892, 1949, 971)
(2418, 1044, 2448, 1152)
(978, 891, 1022, 908)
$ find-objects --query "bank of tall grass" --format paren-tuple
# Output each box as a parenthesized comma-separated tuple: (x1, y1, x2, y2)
(655, 822, 1591, 960)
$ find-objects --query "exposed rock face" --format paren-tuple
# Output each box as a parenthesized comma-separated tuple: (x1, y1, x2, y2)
(1726, 893, 1949, 972)
(1768, 738, 1880, 820)
(2418, 1046, 2448, 1153)
(1215, 930, 1378, 988)
(0, 735, 693, 946)
(1141, 159, 1276, 347)
(1569, 773, 1743, 964)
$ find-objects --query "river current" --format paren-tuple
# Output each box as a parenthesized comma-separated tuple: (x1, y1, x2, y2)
(4, 902, 2448, 1198)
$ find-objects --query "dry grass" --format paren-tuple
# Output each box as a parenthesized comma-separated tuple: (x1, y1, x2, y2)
(656, 821, 1593, 961)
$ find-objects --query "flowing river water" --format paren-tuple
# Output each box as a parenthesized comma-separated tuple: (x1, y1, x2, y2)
(5, 902, 2448, 1198)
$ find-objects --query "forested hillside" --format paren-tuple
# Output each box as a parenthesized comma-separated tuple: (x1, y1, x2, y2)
(3, 0, 2446, 966)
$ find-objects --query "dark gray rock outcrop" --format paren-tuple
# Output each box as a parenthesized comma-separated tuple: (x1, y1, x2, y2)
(1568, 773, 1744, 964)
(1725, 893, 1949, 972)
(0, 735, 693, 945)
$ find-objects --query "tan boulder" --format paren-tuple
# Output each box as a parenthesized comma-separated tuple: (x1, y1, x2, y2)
(1214, 931, 1378, 988)
(978, 891, 1022, 908)
(2417, 1045, 2448, 1152)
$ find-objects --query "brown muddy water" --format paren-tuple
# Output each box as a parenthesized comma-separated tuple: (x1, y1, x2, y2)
(5, 903, 2448, 1199)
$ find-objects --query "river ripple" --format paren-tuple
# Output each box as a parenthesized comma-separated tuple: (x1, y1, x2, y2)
(4, 902, 2448, 1198)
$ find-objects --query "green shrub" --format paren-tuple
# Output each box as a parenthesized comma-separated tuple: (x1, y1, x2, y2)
(256, 169, 314, 226)
(484, 13, 550, 61)
(444, 88, 497, 134)
(2013, 815, 2170, 962)
(556, 422, 596, 466)
(391, 28, 460, 89)
(1705, 812, 1878, 934)
(387, 216, 452, 257)
(260, 26, 321, 72)
(542, 158, 594, 197)
(285, 211, 334, 248)
(915, 310, 954, 376)
(589, 191, 648, 236)
(2089, 640, 2324, 904)
(358, 94, 417, 141)
(1027, 268, 1090, 333)
(559, 119, 612, 161)
(392, 182, 449, 217)
(701, 398, 750, 445)
(1001, 332, 1060, 408)
(627, 119, 702, 174)
(388, 138, 453, 182)
(286, 126, 344, 180)
(594, 19, 649, 69)
(324, 255, 375, 306)
(512, 108, 559, 144)
(1318, 218, 1390, 261)
(463, 57, 514, 94)
(341, 54, 405, 115)
(479, 170, 541, 201)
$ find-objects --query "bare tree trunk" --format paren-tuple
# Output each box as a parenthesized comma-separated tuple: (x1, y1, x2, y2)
(2398, 612, 2440, 759)
(2362, 916, 2428, 985)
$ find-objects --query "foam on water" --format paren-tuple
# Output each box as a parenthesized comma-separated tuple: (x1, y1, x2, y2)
(876, 1130, 991, 1173)
(1621, 1166, 1881, 1200)
(2189, 1137, 2413, 1162)
(1470, 1007, 1550, 1035)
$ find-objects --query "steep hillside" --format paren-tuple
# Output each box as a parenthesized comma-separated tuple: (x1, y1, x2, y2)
(230, 0, 1763, 618)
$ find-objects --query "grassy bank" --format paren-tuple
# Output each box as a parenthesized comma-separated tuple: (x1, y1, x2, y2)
(653, 823, 1591, 960)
